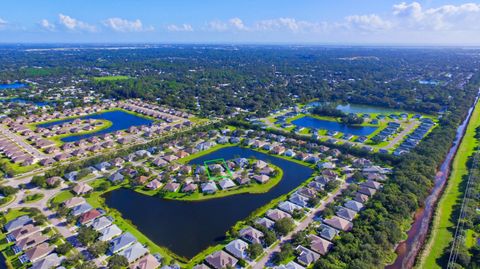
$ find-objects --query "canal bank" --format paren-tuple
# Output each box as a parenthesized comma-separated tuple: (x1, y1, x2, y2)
(416, 94, 480, 268)
(386, 92, 480, 269)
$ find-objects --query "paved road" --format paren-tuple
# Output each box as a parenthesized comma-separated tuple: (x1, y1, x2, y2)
(384, 120, 419, 150)
(252, 181, 349, 269)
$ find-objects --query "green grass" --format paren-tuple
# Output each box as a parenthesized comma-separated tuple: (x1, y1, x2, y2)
(418, 99, 480, 269)
(22, 193, 44, 203)
(50, 190, 74, 206)
(93, 76, 130, 82)
(0, 158, 40, 175)
(465, 229, 476, 248)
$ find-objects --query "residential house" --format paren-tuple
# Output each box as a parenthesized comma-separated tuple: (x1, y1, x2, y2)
(146, 179, 163, 190)
(4, 216, 32, 233)
(205, 250, 238, 269)
(218, 178, 236, 190)
(296, 245, 320, 266)
(30, 253, 62, 269)
(344, 200, 364, 212)
(109, 172, 125, 183)
(110, 232, 137, 254)
(323, 216, 353, 232)
(7, 224, 41, 243)
(88, 216, 113, 231)
(72, 183, 93, 195)
(129, 254, 161, 269)
(201, 182, 218, 194)
(118, 242, 148, 263)
(78, 209, 102, 225)
(23, 243, 54, 263)
(63, 197, 86, 208)
(308, 234, 332, 255)
(253, 175, 270, 184)
(336, 207, 357, 222)
(255, 217, 275, 230)
(278, 201, 303, 214)
(164, 182, 180, 192)
(99, 224, 122, 241)
(239, 226, 264, 244)
(266, 209, 292, 222)
(71, 203, 93, 216)
(225, 239, 249, 260)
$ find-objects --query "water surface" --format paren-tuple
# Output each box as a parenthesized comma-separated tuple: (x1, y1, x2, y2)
(292, 116, 377, 136)
(0, 83, 27, 89)
(104, 146, 314, 259)
(37, 110, 152, 142)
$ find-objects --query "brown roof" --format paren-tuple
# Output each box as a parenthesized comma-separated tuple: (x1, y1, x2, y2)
(129, 254, 161, 269)
(25, 243, 54, 263)
(205, 250, 238, 269)
(308, 234, 333, 255)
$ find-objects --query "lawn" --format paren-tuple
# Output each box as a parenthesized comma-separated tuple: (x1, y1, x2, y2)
(22, 193, 44, 204)
(417, 99, 480, 268)
(0, 158, 40, 176)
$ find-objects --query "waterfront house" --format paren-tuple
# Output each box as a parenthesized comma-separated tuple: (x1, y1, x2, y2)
(225, 239, 249, 260)
(278, 201, 303, 214)
(289, 193, 309, 208)
(118, 242, 148, 263)
(110, 232, 137, 254)
(205, 250, 238, 269)
(239, 226, 264, 244)
(218, 178, 236, 190)
(255, 217, 275, 230)
(266, 209, 292, 222)
(164, 182, 181, 192)
(201, 182, 218, 194)
(109, 172, 125, 183)
(146, 179, 163, 190)
(99, 224, 122, 241)
(129, 254, 161, 269)
(182, 183, 198, 193)
(253, 175, 270, 184)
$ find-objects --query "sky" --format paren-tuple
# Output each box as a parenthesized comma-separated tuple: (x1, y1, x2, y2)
(1, 0, 480, 45)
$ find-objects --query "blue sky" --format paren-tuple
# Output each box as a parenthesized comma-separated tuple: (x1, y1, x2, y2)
(1, 0, 480, 44)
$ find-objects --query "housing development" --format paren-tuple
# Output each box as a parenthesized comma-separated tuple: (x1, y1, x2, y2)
(0, 5, 480, 268)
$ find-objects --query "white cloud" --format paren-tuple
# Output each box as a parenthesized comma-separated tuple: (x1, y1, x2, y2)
(345, 14, 393, 31)
(392, 2, 480, 30)
(166, 23, 193, 32)
(0, 18, 8, 29)
(205, 20, 229, 32)
(255, 17, 326, 33)
(39, 19, 55, 31)
(103, 17, 153, 32)
(229, 17, 247, 31)
(58, 14, 96, 32)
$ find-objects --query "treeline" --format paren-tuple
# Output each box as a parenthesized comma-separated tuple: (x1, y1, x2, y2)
(311, 76, 480, 268)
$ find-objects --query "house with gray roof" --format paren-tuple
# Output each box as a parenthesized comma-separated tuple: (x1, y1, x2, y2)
(344, 200, 364, 212)
(109, 172, 125, 183)
(30, 253, 62, 269)
(99, 224, 122, 242)
(201, 182, 218, 194)
(274, 261, 305, 269)
(278, 201, 303, 214)
(4, 215, 32, 233)
(218, 178, 236, 190)
(71, 203, 93, 216)
(319, 225, 338, 241)
(296, 245, 320, 266)
(118, 242, 148, 263)
(289, 193, 309, 208)
(225, 239, 249, 260)
(255, 217, 275, 230)
(336, 207, 357, 222)
(88, 216, 113, 231)
(110, 232, 137, 254)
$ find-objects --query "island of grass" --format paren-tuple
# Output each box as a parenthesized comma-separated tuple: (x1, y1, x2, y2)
(46, 119, 113, 146)
(22, 193, 44, 204)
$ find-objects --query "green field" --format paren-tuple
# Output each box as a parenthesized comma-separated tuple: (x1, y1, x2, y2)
(417, 99, 480, 268)
(93, 76, 130, 82)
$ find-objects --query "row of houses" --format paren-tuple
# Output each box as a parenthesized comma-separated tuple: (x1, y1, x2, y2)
(0, 135, 37, 166)
(2, 215, 63, 268)
(394, 118, 435, 156)
(62, 194, 163, 269)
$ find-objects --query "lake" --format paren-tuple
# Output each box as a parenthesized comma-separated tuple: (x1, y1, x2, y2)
(0, 82, 27, 90)
(103, 146, 314, 259)
(37, 110, 153, 142)
(336, 104, 402, 114)
(292, 116, 377, 136)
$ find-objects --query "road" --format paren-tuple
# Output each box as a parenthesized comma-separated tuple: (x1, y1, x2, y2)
(252, 181, 349, 269)
(383, 120, 419, 150)
(0, 125, 46, 160)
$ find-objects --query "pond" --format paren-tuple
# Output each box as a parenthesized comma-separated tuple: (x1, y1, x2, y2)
(0, 98, 50, 106)
(103, 146, 314, 259)
(292, 116, 377, 136)
(37, 110, 153, 142)
(0, 82, 27, 90)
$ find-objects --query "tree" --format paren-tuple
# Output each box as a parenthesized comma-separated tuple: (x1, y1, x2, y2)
(56, 242, 73, 255)
(272, 243, 294, 265)
(77, 226, 99, 246)
(108, 254, 129, 269)
(274, 218, 295, 236)
(292, 231, 311, 246)
(246, 243, 263, 259)
(78, 261, 97, 269)
(88, 241, 109, 258)
(0, 186, 18, 196)
(31, 176, 47, 188)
